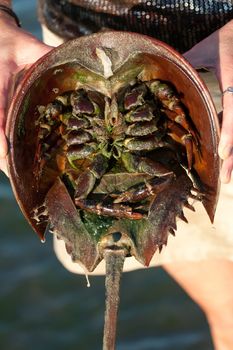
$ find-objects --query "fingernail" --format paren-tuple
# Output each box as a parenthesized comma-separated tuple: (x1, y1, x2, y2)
(218, 144, 233, 160)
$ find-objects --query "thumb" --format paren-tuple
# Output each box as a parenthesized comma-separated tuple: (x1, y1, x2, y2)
(0, 69, 11, 158)
(0, 108, 8, 158)
(16, 38, 53, 67)
(0, 68, 12, 176)
(0, 106, 9, 176)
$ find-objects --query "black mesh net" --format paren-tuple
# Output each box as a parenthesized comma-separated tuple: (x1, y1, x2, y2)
(38, 0, 233, 52)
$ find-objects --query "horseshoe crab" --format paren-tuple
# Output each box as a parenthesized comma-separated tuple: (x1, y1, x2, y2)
(6, 32, 220, 349)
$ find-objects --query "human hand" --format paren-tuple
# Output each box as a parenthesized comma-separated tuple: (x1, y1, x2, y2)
(0, 14, 53, 176)
(183, 20, 233, 183)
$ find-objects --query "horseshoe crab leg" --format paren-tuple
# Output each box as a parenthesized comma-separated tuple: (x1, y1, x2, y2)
(103, 248, 125, 350)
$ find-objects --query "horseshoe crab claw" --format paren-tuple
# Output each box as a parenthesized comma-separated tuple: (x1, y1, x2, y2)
(6, 32, 220, 349)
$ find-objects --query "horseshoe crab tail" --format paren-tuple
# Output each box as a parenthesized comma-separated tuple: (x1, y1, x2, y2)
(103, 248, 125, 350)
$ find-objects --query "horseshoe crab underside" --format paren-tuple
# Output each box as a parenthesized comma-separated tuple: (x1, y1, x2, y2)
(7, 32, 220, 350)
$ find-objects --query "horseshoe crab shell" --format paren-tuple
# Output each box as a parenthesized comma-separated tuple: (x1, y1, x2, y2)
(6, 32, 220, 270)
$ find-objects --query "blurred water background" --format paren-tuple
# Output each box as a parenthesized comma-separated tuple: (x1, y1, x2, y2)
(0, 1, 213, 349)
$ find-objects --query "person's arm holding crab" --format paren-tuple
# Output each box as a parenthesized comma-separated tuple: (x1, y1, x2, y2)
(0, 0, 51, 175)
(184, 19, 233, 184)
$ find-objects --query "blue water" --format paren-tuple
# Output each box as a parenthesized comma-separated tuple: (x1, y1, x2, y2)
(0, 2, 213, 349)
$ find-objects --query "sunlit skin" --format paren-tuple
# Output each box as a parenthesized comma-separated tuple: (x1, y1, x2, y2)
(0, 3, 52, 174)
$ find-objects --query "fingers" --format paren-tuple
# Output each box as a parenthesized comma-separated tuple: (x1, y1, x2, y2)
(16, 35, 53, 66)
(0, 40, 52, 176)
(0, 67, 12, 174)
(0, 107, 8, 177)
(0, 79, 9, 161)
(218, 93, 233, 158)
(0, 24, 53, 176)
(0, 109, 8, 176)
(0, 108, 7, 158)
(218, 93, 233, 182)
(32, 42, 53, 60)
(220, 155, 233, 183)
(0, 157, 8, 176)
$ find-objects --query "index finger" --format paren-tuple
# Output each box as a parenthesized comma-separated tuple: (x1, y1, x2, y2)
(218, 93, 233, 160)
(0, 108, 8, 158)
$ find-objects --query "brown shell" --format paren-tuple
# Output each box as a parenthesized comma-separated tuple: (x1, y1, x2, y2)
(6, 31, 220, 240)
